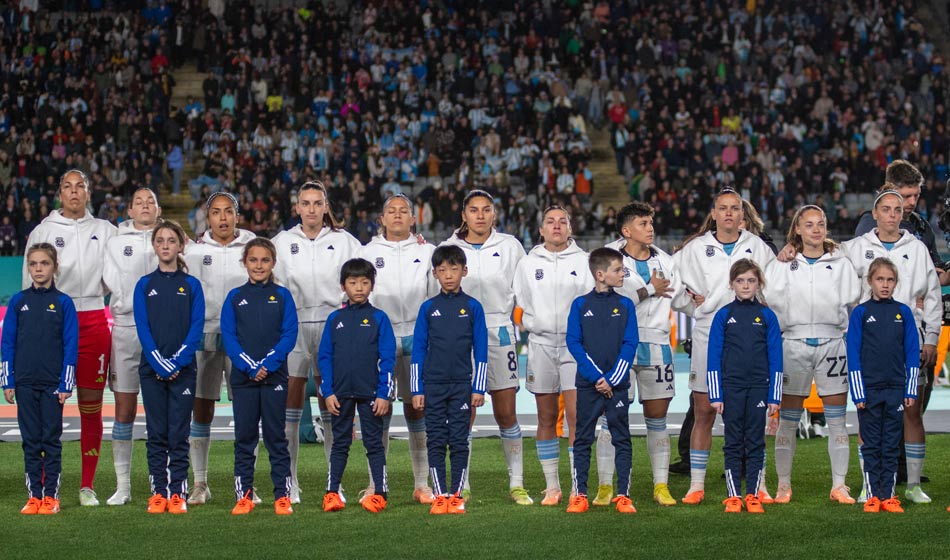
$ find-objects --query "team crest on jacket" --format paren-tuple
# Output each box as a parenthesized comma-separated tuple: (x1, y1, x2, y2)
(55, 237, 64, 248)
(376, 257, 385, 269)
(123, 245, 133, 257)
(535, 268, 543, 280)
(865, 250, 874, 260)
(203, 255, 212, 266)
(291, 243, 299, 255)
(623, 267, 631, 278)
(790, 261, 799, 271)
(705, 246, 714, 257)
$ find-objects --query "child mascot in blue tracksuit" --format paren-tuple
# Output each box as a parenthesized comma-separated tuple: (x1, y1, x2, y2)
(319, 258, 397, 514)
(221, 237, 298, 516)
(707, 259, 783, 514)
(847, 257, 919, 514)
(565, 247, 639, 514)
(411, 245, 488, 515)
(2, 243, 78, 515)
(133, 220, 204, 514)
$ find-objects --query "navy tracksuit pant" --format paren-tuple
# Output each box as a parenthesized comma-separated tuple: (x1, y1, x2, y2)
(141, 368, 196, 497)
(327, 397, 387, 495)
(859, 386, 904, 500)
(573, 385, 632, 497)
(232, 380, 290, 501)
(16, 385, 64, 499)
(424, 382, 471, 496)
(722, 385, 768, 498)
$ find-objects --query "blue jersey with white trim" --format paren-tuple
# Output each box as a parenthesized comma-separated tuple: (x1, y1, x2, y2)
(565, 288, 638, 389)
(410, 290, 488, 395)
(220, 280, 298, 386)
(318, 301, 397, 401)
(846, 298, 920, 404)
(706, 298, 783, 404)
(133, 269, 205, 380)
(0, 285, 78, 393)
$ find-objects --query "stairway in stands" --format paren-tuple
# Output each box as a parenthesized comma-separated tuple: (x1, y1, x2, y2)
(587, 127, 628, 213)
(162, 63, 207, 237)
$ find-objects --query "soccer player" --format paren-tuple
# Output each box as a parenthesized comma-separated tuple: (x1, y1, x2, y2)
(183, 192, 257, 505)
(23, 169, 116, 506)
(708, 259, 783, 513)
(360, 194, 437, 504)
(4, 243, 78, 515)
(673, 188, 774, 504)
(764, 205, 861, 504)
(847, 257, 919, 513)
(599, 201, 692, 507)
(411, 245, 488, 515)
(132, 221, 204, 514)
(221, 238, 298, 516)
(319, 258, 396, 513)
(272, 181, 361, 504)
(841, 188, 941, 504)
(441, 190, 528, 504)
(564, 248, 638, 514)
(513, 205, 593, 506)
(102, 187, 162, 506)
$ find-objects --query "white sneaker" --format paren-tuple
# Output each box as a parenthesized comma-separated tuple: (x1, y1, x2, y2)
(106, 489, 131, 506)
(289, 484, 301, 505)
(187, 482, 211, 505)
(79, 487, 100, 507)
(905, 485, 932, 504)
(857, 485, 868, 504)
(339, 485, 347, 504)
(251, 487, 262, 505)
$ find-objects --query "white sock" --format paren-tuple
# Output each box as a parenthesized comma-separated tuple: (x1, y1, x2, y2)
(689, 449, 709, 492)
(500, 424, 524, 489)
(775, 409, 802, 486)
(536, 438, 560, 491)
(595, 416, 614, 486)
(112, 421, 134, 492)
(407, 417, 429, 488)
(189, 421, 212, 484)
(644, 417, 670, 485)
(824, 404, 850, 487)
(859, 447, 868, 495)
(320, 410, 333, 465)
(906, 442, 925, 488)
(285, 408, 302, 489)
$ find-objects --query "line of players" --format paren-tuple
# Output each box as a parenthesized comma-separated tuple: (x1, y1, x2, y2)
(16, 162, 944, 511)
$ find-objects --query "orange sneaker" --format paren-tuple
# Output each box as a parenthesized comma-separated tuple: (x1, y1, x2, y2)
(232, 491, 255, 515)
(446, 494, 466, 514)
(21, 497, 41, 515)
(323, 492, 345, 512)
(413, 487, 435, 505)
(723, 496, 743, 513)
(541, 488, 563, 506)
(864, 497, 881, 513)
(612, 495, 636, 513)
(430, 495, 449, 515)
(275, 496, 294, 515)
(774, 484, 792, 504)
(566, 494, 589, 513)
(756, 489, 774, 504)
(167, 494, 187, 514)
(37, 496, 60, 515)
(744, 493, 764, 513)
(881, 497, 904, 513)
(682, 490, 705, 505)
(361, 494, 387, 513)
(829, 485, 855, 505)
(147, 493, 167, 514)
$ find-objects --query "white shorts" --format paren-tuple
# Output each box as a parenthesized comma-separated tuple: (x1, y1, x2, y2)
(196, 333, 231, 401)
(782, 338, 849, 397)
(485, 325, 519, 392)
(288, 321, 325, 380)
(687, 327, 710, 393)
(632, 363, 676, 403)
(394, 335, 413, 401)
(525, 341, 576, 394)
(109, 325, 141, 394)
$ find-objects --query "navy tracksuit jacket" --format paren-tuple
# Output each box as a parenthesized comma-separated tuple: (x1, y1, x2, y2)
(565, 288, 638, 497)
(410, 289, 487, 497)
(1, 284, 78, 500)
(221, 279, 298, 501)
(846, 298, 920, 499)
(133, 268, 205, 498)
(707, 297, 783, 498)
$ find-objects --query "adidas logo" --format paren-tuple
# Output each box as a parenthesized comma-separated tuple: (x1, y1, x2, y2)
(431, 310, 441, 317)
(84, 448, 99, 457)
(756, 401, 766, 408)
(584, 310, 594, 317)
(238, 299, 249, 306)
(615, 401, 624, 408)
(898, 404, 905, 412)
(275, 385, 284, 391)
(20, 304, 28, 311)
(866, 315, 876, 323)
(336, 322, 344, 329)
(91, 235, 99, 240)
(182, 388, 191, 395)
(509, 373, 517, 380)
(727, 317, 737, 324)
(492, 252, 500, 257)
(148, 289, 158, 297)
(327, 245, 335, 250)
(461, 403, 469, 410)
(665, 383, 674, 391)
(570, 271, 577, 276)
(413, 258, 421, 263)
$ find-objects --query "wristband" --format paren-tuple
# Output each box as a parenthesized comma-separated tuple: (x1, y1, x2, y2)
(645, 283, 656, 297)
